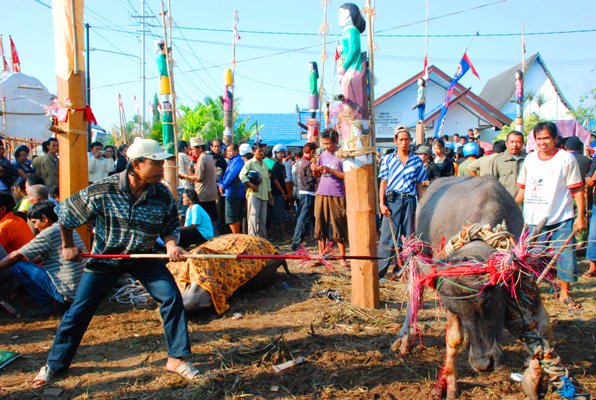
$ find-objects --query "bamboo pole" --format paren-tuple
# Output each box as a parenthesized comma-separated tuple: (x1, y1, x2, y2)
(160, 0, 179, 200)
(318, 0, 329, 127)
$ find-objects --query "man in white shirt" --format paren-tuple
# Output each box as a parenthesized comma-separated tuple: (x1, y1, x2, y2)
(515, 122, 585, 311)
(87, 141, 114, 184)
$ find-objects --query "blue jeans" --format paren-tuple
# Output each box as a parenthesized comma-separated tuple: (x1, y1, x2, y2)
(417, 103, 426, 121)
(11, 261, 65, 305)
(292, 194, 315, 249)
(528, 218, 577, 283)
(46, 259, 191, 373)
(378, 197, 416, 277)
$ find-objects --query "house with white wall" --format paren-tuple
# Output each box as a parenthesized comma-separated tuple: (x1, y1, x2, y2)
(374, 65, 511, 147)
(479, 52, 574, 122)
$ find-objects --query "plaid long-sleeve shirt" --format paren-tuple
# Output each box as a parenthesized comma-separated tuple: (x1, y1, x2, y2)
(56, 170, 180, 268)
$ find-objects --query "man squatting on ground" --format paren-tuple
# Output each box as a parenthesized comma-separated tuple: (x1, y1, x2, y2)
(32, 138, 201, 387)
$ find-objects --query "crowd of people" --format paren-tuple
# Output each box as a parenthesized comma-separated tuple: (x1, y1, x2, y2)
(0, 120, 594, 386)
(379, 122, 595, 312)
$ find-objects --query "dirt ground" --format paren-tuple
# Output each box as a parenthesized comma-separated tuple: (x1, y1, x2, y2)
(0, 240, 594, 400)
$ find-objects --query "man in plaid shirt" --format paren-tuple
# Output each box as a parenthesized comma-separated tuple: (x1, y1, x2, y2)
(32, 138, 201, 387)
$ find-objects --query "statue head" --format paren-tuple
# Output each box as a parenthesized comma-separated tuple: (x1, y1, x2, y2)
(339, 3, 366, 33)
(308, 62, 319, 78)
(154, 39, 165, 54)
(418, 78, 426, 87)
(515, 70, 523, 80)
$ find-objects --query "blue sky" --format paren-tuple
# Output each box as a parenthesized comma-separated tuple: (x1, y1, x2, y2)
(2, 0, 595, 131)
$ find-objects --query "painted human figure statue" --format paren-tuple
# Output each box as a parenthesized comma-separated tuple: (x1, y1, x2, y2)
(416, 78, 426, 123)
(308, 62, 319, 113)
(337, 3, 368, 120)
(156, 39, 170, 102)
(222, 69, 234, 145)
(515, 70, 524, 117)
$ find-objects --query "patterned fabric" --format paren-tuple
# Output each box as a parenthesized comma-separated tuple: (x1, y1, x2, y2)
(378, 152, 427, 195)
(18, 224, 86, 300)
(56, 170, 179, 267)
(167, 234, 276, 314)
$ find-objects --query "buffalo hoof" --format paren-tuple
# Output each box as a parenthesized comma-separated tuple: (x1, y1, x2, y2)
(390, 336, 411, 355)
(431, 378, 456, 400)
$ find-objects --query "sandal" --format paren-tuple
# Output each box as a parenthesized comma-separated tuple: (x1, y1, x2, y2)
(32, 365, 56, 388)
(170, 361, 201, 380)
(561, 297, 583, 311)
(581, 270, 596, 279)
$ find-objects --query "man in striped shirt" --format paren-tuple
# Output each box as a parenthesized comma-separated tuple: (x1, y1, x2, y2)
(32, 138, 201, 388)
(0, 201, 86, 317)
(378, 126, 427, 277)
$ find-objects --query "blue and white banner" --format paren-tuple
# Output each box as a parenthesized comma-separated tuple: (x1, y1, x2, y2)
(434, 52, 479, 138)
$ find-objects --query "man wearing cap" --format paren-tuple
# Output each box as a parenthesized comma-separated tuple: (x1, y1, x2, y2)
(378, 126, 427, 277)
(32, 138, 201, 387)
(219, 143, 246, 233)
(180, 137, 218, 233)
(414, 145, 437, 187)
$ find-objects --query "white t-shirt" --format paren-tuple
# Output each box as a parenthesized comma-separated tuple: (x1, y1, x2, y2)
(517, 149, 582, 225)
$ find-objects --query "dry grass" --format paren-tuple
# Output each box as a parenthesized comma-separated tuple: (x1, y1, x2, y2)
(0, 245, 593, 399)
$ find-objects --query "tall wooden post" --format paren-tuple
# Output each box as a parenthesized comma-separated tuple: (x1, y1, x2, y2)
(416, 122, 425, 145)
(342, 1, 379, 309)
(52, 0, 90, 245)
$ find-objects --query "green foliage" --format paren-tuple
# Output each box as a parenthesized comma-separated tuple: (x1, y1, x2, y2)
(494, 112, 545, 141)
(178, 97, 224, 142)
(177, 96, 261, 144)
(568, 88, 596, 126)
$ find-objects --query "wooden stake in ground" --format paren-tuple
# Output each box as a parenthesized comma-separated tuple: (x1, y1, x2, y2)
(51, 0, 90, 246)
(336, 2, 379, 309)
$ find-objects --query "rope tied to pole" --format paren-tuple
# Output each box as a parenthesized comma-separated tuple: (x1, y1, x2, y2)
(443, 222, 515, 257)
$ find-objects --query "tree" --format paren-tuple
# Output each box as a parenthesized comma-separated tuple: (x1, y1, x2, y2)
(568, 88, 596, 126)
(178, 97, 262, 144)
(533, 92, 549, 118)
(524, 90, 535, 114)
(494, 112, 545, 142)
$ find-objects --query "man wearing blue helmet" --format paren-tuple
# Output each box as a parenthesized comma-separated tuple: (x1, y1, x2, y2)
(457, 142, 479, 176)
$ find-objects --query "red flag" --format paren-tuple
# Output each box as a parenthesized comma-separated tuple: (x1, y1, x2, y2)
(9, 36, 20, 72)
(422, 54, 429, 80)
(462, 52, 480, 79)
(0, 36, 9, 72)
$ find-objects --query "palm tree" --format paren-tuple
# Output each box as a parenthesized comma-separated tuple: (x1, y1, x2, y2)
(533, 92, 549, 118)
(524, 90, 536, 114)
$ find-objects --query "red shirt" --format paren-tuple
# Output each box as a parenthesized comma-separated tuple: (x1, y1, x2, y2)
(0, 212, 35, 253)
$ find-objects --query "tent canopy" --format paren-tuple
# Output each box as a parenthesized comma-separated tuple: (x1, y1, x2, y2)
(0, 72, 53, 141)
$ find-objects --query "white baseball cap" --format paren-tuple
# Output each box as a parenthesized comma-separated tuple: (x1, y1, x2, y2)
(239, 143, 252, 156)
(126, 138, 173, 160)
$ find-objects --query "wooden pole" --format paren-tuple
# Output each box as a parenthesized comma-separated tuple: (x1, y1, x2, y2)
(318, 0, 329, 127)
(344, 1, 379, 309)
(51, 0, 90, 246)
(160, 0, 179, 200)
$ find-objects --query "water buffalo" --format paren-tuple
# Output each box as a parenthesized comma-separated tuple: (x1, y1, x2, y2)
(167, 234, 290, 314)
(392, 176, 561, 399)
(181, 258, 290, 312)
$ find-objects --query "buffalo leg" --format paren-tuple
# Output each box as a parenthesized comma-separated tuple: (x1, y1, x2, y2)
(432, 310, 463, 400)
